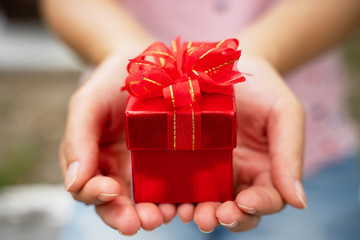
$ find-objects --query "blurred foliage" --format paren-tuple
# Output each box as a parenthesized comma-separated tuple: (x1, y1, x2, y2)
(344, 29, 360, 71)
(0, 72, 79, 186)
(343, 28, 360, 123)
(0, 143, 41, 186)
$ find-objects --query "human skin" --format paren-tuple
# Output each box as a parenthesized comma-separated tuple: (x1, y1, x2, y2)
(41, 0, 360, 235)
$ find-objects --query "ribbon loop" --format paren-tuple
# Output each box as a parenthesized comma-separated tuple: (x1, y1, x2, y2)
(122, 37, 246, 107)
(163, 80, 201, 109)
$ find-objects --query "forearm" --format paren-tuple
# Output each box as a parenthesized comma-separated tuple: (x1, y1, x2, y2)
(238, 0, 360, 74)
(40, 0, 154, 65)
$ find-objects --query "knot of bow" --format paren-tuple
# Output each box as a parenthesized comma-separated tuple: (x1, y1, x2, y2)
(121, 38, 246, 108)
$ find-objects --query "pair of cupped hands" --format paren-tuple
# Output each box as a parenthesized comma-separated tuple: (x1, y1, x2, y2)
(60, 52, 306, 236)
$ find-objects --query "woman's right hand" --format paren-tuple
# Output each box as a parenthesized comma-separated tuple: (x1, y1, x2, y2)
(60, 53, 177, 236)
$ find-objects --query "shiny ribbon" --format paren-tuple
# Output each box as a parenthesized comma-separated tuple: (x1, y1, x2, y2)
(122, 38, 246, 150)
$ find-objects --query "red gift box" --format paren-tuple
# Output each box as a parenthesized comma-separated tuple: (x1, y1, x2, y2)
(122, 38, 245, 203)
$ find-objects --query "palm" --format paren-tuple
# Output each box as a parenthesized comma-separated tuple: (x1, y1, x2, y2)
(233, 59, 281, 195)
(186, 57, 305, 232)
(92, 90, 178, 234)
(98, 137, 131, 196)
(97, 92, 131, 193)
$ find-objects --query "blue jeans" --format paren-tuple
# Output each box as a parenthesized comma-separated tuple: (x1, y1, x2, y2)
(62, 154, 360, 240)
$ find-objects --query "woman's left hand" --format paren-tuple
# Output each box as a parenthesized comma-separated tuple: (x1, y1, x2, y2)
(176, 56, 307, 233)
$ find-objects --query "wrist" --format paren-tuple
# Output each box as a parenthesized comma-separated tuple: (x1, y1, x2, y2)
(237, 34, 282, 75)
(237, 53, 281, 80)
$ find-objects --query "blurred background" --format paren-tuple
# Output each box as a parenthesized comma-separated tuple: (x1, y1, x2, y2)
(0, 1, 359, 240)
(0, 0, 80, 239)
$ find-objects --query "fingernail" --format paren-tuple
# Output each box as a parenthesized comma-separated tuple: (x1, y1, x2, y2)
(294, 179, 307, 209)
(182, 220, 192, 224)
(118, 230, 137, 236)
(65, 161, 80, 191)
(97, 193, 119, 202)
(219, 220, 238, 228)
(237, 204, 257, 214)
(199, 227, 214, 234)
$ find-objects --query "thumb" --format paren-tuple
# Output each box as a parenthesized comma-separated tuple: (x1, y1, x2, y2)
(60, 53, 130, 193)
(60, 93, 105, 192)
(269, 96, 307, 209)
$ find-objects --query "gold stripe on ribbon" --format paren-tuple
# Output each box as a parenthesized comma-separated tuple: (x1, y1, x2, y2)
(172, 40, 177, 53)
(204, 58, 239, 74)
(173, 110, 176, 151)
(191, 107, 195, 151)
(169, 85, 176, 108)
(192, 69, 200, 77)
(215, 40, 225, 48)
(198, 48, 216, 60)
(189, 79, 196, 150)
(187, 47, 196, 56)
(188, 80, 195, 103)
(133, 62, 158, 68)
(192, 47, 217, 72)
(135, 63, 169, 75)
(159, 57, 165, 66)
(187, 41, 193, 49)
(143, 77, 162, 86)
(143, 86, 150, 92)
(218, 76, 242, 86)
(169, 85, 176, 151)
(141, 68, 162, 86)
(128, 75, 140, 97)
(144, 51, 176, 61)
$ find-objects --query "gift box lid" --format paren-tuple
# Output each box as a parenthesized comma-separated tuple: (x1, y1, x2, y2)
(125, 92, 236, 150)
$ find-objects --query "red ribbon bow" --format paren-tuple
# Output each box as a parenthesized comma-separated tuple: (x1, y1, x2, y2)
(121, 38, 246, 108)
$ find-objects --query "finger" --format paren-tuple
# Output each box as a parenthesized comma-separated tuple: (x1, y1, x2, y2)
(135, 203, 163, 231)
(158, 204, 177, 224)
(194, 202, 220, 233)
(61, 55, 129, 193)
(71, 175, 121, 205)
(61, 93, 105, 192)
(177, 203, 195, 223)
(269, 95, 307, 209)
(235, 171, 285, 215)
(96, 195, 141, 236)
(216, 201, 260, 232)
